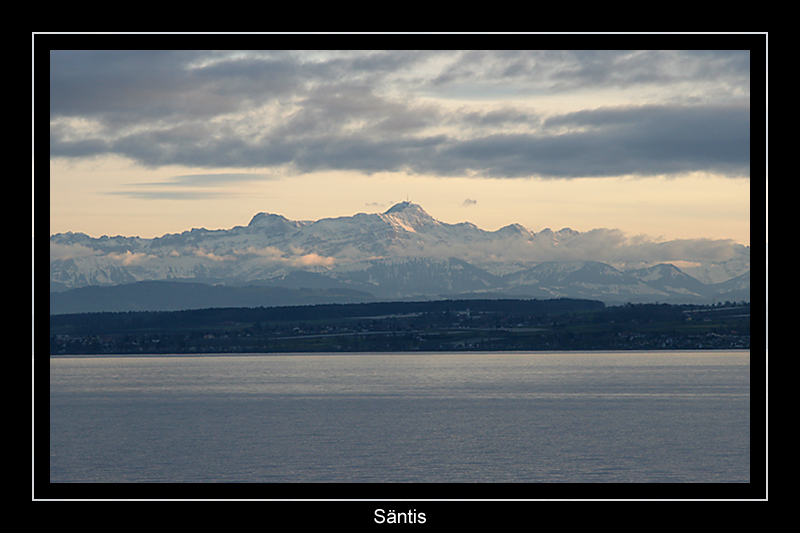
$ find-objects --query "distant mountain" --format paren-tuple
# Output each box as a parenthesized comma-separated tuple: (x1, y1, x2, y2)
(503, 261, 716, 303)
(49, 281, 375, 315)
(50, 202, 749, 311)
(329, 257, 502, 299)
(626, 263, 710, 302)
(710, 271, 751, 303)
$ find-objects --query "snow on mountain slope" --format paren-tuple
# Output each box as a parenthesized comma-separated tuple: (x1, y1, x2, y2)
(626, 263, 710, 301)
(504, 261, 669, 302)
(50, 202, 750, 304)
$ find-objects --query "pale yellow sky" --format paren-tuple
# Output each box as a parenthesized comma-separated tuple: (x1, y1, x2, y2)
(49, 156, 750, 245)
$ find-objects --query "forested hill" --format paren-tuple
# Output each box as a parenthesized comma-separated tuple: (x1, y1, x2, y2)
(49, 298, 750, 355)
(50, 298, 603, 334)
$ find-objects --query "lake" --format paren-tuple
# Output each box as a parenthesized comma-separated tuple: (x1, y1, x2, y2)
(49, 351, 750, 488)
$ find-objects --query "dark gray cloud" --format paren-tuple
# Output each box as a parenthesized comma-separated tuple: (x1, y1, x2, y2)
(50, 49, 751, 179)
(431, 50, 750, 94)
(49, 50, 302, 126)
(438, 103, 750, 178)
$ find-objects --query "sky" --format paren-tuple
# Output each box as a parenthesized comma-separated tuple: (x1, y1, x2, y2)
(48, 47, 754, 247)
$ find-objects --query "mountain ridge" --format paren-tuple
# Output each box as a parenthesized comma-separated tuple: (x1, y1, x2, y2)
(50, 202, 749, 308)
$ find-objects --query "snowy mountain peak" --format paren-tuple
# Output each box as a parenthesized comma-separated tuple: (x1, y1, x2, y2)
(383, 201, 423, 215)
(249, 212, 287, 226)
(495, 223, 531, 237)
(247, 212, 307, 233)
(381, 202, 437, 230)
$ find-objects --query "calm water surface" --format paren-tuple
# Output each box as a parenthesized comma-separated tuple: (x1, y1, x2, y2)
(49, 351, 750, 483)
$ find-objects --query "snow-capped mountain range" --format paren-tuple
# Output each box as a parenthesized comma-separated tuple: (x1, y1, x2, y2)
(50, 202, 750, 307)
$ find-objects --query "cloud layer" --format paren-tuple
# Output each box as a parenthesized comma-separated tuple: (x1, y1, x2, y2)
(50, 50, 751, 180)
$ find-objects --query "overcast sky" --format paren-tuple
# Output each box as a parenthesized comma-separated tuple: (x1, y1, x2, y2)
(48, 46, 754, 246)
